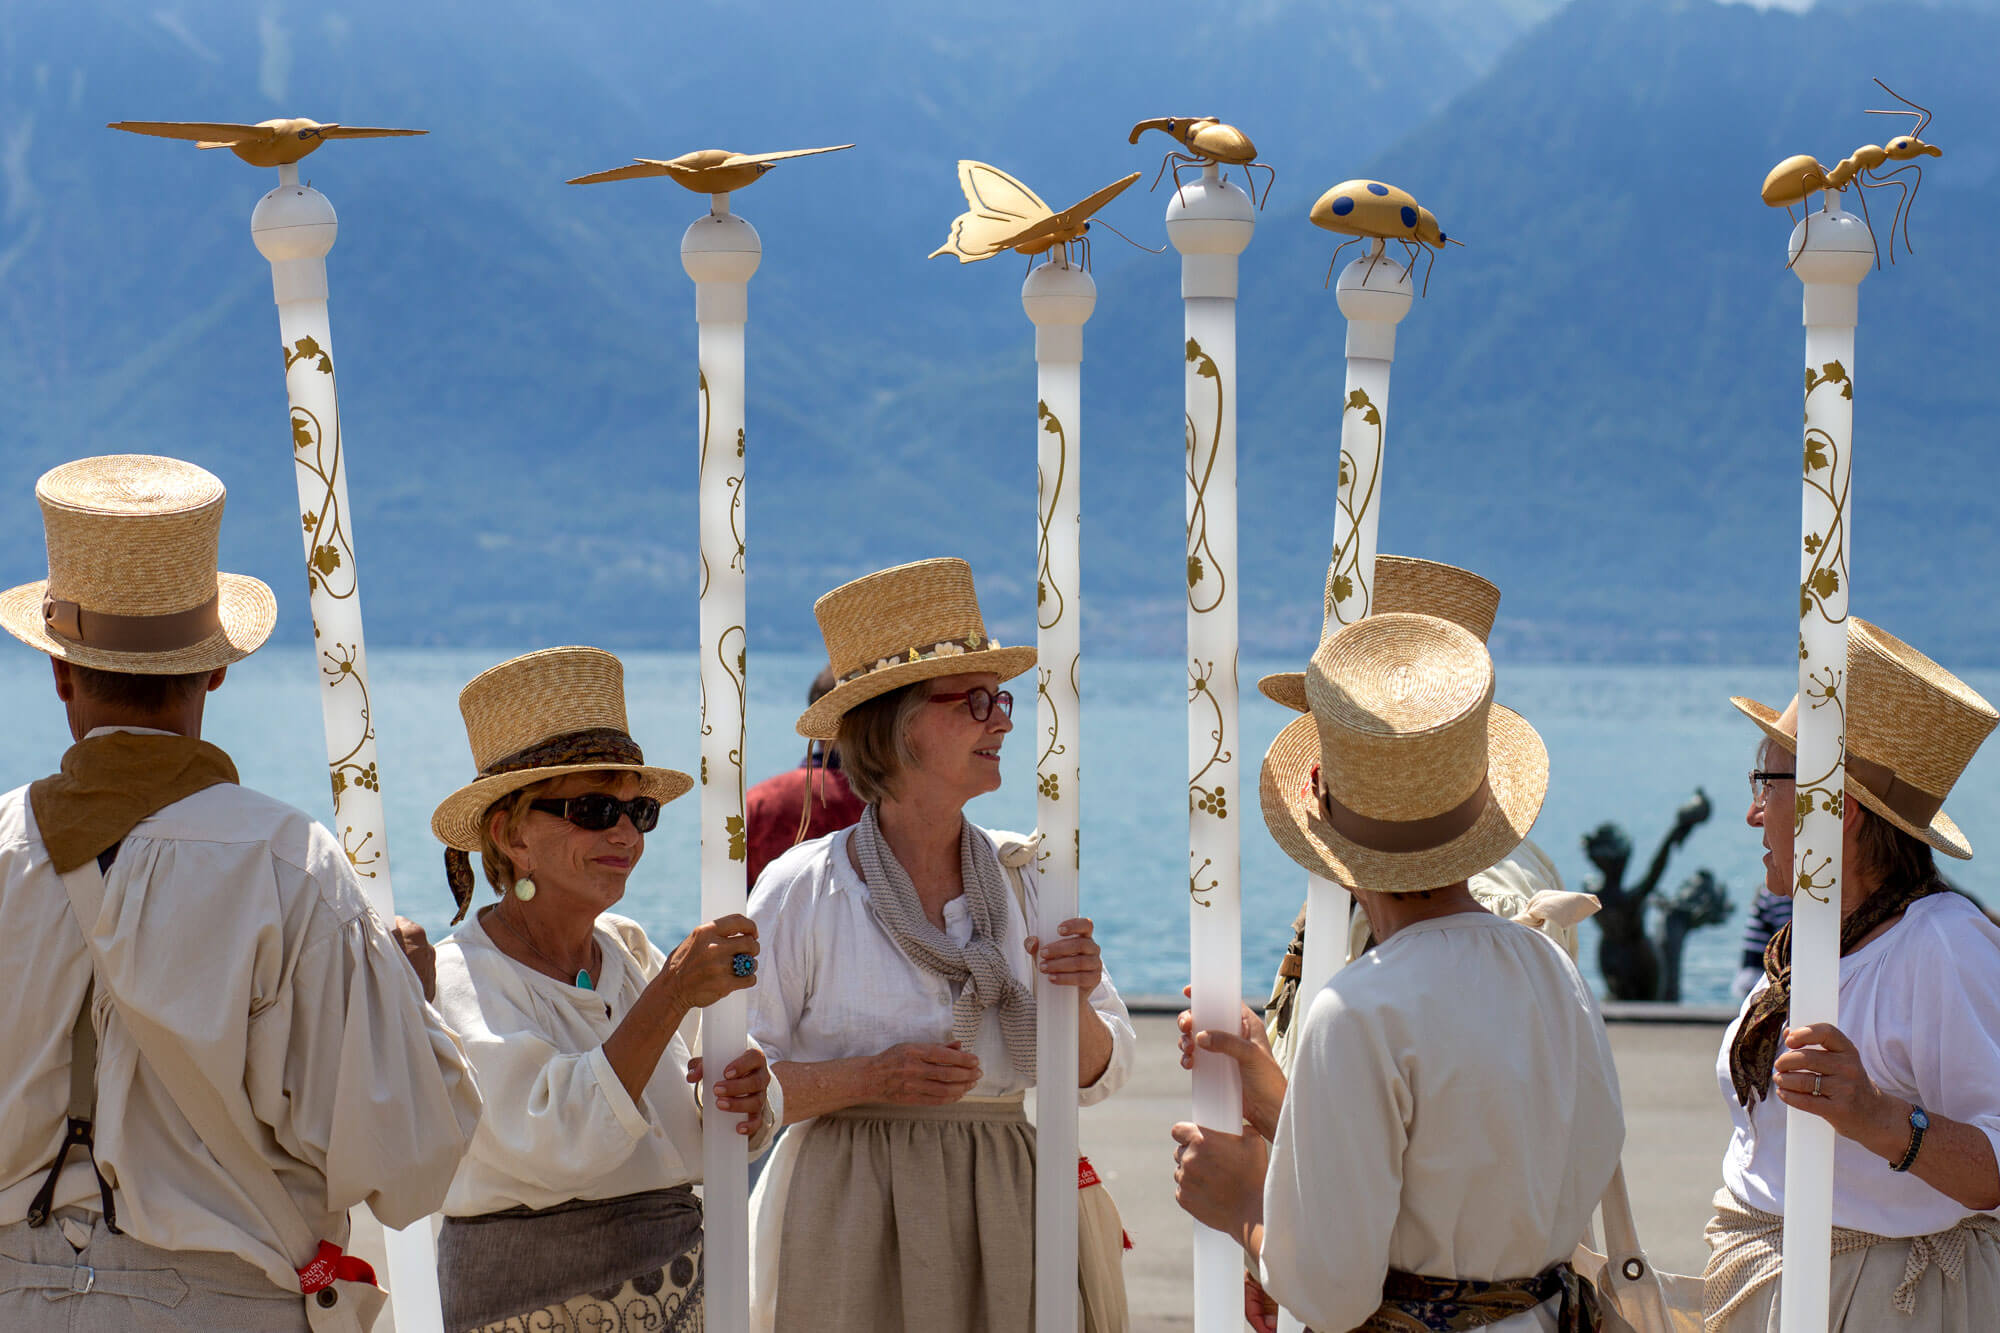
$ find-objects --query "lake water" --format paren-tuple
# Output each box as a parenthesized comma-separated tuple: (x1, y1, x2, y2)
(9, 647, 1998, 1007)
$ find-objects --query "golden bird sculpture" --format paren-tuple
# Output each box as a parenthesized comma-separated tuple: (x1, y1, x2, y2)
(928, 161, 1143, 268)
(567, 145, 854, 195)
(107, 118, 425, 168)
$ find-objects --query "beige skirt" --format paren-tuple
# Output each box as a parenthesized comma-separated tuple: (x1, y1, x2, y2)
(753, 1096, 1115, 1333)
(1703, 1187, 2000, 1332)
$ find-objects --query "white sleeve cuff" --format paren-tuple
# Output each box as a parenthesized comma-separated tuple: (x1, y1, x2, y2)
(588, 1044, 653, 1141)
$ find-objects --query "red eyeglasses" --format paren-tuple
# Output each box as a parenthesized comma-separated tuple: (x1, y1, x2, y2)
(928, 687, 1014, 722)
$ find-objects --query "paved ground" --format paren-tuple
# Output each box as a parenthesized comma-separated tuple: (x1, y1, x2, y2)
(1079, 1014, 1731, 1332)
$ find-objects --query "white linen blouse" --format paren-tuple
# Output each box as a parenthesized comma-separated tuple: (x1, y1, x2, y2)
(745, 824, 1136, 1104)
(1261, 912, 1626, 1333)
(434, 910, 777, 1216)
(1717, 890, 2000, 1236)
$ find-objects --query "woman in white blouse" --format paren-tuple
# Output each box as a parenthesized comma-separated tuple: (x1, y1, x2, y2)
(1706, 619, 2000, 1331)
(746, 559, 1135, 1333)
(426, 647, 776, 1333)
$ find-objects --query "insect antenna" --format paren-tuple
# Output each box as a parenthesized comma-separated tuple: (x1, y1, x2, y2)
(1867, 78, 1931, 139)
(1092, 216, 1166, 256)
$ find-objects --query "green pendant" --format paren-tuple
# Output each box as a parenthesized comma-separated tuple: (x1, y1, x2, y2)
(576, 969, 594, 991)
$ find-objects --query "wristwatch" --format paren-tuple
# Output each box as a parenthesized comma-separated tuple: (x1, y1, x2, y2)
(1890, 1104, 1929, 1173)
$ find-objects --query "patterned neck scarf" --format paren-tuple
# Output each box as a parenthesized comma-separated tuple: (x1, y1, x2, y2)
(851, 804, 1037, 1078)
(1728, 870, 1947, 1106)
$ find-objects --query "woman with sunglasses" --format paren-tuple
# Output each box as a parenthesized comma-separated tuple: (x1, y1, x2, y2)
(425, 647, 776, 1333)
(744, 560, 1136, 1333)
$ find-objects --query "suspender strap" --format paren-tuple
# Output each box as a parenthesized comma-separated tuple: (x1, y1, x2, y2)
(26, 981, 119, 1233)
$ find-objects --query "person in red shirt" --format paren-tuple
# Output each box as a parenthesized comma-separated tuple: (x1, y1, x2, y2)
(744, 665, 866, 887)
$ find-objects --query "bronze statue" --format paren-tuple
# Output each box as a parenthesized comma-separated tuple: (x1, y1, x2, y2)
(1582, 788, 1712, 1001)
(1653, 868, 1733, 1004)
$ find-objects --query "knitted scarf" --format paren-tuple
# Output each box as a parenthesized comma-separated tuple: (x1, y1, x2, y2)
(1729, 871, 1948, 1106)
(851, 804, 1037, 1078)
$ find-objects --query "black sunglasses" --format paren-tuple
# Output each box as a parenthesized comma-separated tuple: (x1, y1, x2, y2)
(529, 793, 661, 832)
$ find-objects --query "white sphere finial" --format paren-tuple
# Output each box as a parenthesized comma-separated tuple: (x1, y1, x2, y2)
(251, 176, 337, 305)
(1165, 171, 1255, 301)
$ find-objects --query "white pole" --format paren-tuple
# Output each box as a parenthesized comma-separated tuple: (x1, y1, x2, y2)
(1777, 191, 1869, 1333)
(250, 162, 443, 1333)
(1276, 241, 1413, 1333)
(682, 191, 759, 1333)
(1170, 162, 1255, 1333)
(1294, 245, 1415, 1026)
(1022, 256, 1094, 1333)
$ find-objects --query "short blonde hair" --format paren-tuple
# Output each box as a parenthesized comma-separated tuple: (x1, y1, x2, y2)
(836, 680, 935, 805)
(477, 776, 561, 894)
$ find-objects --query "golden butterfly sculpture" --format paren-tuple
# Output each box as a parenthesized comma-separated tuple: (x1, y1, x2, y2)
(107, 118, 424, 168)
(928, 161, 1143, 268)
(568, 145, 853, 195)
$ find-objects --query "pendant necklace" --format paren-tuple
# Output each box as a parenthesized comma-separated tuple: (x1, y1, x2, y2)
(492, 908, 597, 990)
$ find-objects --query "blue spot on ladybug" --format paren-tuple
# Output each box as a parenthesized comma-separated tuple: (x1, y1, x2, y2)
(1366, 182, 1389, 196)
(1331, 195, 1355, 216)
(1400, 205, 1417, 228)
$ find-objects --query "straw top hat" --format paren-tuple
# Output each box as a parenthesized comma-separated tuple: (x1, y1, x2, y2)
(1258, 556, 1499, 712)
(1733, 618, 1997, 860)
(1262, 613, 1548, 892)
(432, 646, 693, 920)
(0, 455, 275, 674)
(796, 557, 1037, 740)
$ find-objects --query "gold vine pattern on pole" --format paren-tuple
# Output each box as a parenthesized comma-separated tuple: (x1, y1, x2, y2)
(285, 338, 356, 606)
(341, 826, 380, 878)
(697, 370, 712, 599)
(320, 642, 379, 818)
(1037, 668, 1065, 800)
(718, 627, 748, 862)
(1036, 399, 1068, 631)
(1187, 656, 1232, 825)
(1189, 854, 1216, 908)
(1799, 361, 1852, 649)
(1183, 338, 1225, 613)
(1326, 388, 1383, 623)
(729, 427, 746, 573)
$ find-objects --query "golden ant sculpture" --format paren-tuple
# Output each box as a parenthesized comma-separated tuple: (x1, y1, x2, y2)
(1761, 80, 1941, 267)
(1308, 179, 1460, 296)
(929, 161, 1147, 271)
(569, 145, 851, 197)
(1127, 117, 1275, 207)
(107, 118, 424, 168)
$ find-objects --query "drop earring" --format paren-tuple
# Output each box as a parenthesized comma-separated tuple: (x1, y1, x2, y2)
(514, 876, 537, 903)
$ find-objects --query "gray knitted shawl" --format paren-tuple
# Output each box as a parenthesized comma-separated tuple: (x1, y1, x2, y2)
(851, 804, 1037, 1078)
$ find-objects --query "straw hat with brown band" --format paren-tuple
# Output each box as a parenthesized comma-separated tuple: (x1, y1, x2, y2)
(796, 557, 1037, 741)
(1732, 617, 1997, 861)
(0, 455, 276, 674)
(432, 646, 693, 922)
(1257, 556, 1499, 712)
(1261, 613, 1548, 894)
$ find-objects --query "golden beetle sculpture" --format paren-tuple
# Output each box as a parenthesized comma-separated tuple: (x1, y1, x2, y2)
(1128, 116, 1275, 207)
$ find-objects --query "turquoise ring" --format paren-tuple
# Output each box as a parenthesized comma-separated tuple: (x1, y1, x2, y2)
(732, 952, 756, 978)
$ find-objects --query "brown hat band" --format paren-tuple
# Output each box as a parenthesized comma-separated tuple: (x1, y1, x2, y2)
(43, 593, 221, 654)
(1316, 771, 1493, 854)
(478, 726, 644, 779)
(1844, 751, 1945, 829)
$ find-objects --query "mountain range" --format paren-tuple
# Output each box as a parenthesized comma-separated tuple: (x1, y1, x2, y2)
(2, 0, 1995, 666)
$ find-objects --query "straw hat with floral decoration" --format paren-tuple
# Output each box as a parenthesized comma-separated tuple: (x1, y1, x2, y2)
(1258, 555, 1499, 712)
(1733, 617, 1997, 861)
(0, 455, 275, 674)
(433, 646, 692, 921)
(796, 557, 1036, 741)
(1261, 613, 1548, 893)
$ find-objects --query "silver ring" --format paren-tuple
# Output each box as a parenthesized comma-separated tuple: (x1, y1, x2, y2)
(1813, 1073, 1823, 1097)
